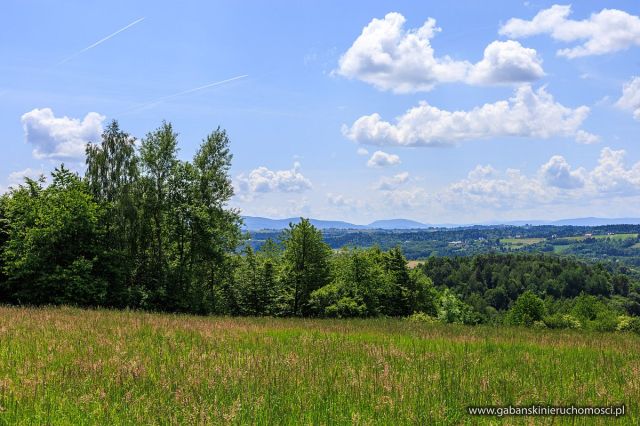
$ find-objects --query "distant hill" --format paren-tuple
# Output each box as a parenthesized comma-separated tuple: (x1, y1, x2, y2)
(241, 216, 367, 231)
(367, 219, 431, 229)
(241, 216, 431, 231)
(498, 217, 640, 227)
(242, 216, 640, 231)
(549, 217, 640, 226)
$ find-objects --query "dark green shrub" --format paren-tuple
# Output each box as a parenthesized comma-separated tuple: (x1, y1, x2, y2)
(505, 291, 545, 327)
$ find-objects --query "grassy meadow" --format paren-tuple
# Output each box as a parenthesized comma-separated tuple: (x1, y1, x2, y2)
(501, 233, 639, 249)
(0, 306, 639, 425)
(500, 238, 546, 248)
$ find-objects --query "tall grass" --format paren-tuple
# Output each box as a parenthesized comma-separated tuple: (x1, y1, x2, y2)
(0, 306, 638, 424)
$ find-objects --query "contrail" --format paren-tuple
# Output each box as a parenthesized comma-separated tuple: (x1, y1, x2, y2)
(57, 17, 145, 65)
(120, 74, 249, 114)
(153, 75, 249, 102)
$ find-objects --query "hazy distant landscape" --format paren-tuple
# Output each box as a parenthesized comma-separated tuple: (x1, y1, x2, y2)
(242, 215, 640, 230)
(248, 221, 640, 264)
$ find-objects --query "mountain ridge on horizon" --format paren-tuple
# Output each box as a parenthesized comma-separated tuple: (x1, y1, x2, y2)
(241, 215, 640, 231)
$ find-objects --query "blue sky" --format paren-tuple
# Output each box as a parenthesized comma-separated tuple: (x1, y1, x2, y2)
(2, 1, 640, 224)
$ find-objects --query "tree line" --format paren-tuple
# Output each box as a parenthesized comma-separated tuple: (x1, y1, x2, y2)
(1, 120, 639, 333)
(0, 121, 241, 313)
(0, 121, 433, 317)
(419, 253, 640, 331)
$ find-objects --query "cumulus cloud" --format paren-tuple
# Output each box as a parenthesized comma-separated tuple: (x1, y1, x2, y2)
(441, 167, 550, 209)
(616, 76, 640, 120)
(574, 130, 600, 145)
(236, 162, 312, 194)
(336, 12, 544, 93)
(327, 193, 350, 207)
(21, 108, 105, 160)
(8, 168, 44, 184)
(326, 193, 366, 211)
(356, 147, 369, 156)
(466, 40, 545, 85)
(467, 165, 497, 180)
(0, 168, 45, 195)
(344, 85, 590, 146)
(378, 148, 640, 213)
(540, 155, 586, 189)
(367, 150, 401, 167)
(500, 5, 640, 58)
(383, 187, 428, 209)
(336, 13, 465, 93)
(589, 147, 640, 195)
(375, 172, 409, 190)
(442, 148, 640, 208)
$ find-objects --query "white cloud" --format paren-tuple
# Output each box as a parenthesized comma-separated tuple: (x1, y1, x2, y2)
(0, 168, 45, 194)
(467, 165, 497, 180)
(589, 147, 640, 195)
(500, 5, 640, 58)
(239, 196, 311, 219)
(336, 12, 465, 93)
(367, 150, 401, 167)
(616, 76, 640, 120)
(383, 187, 428, 208)
(318, 192, 369, 220)
(440, 167, 550, 209)
(442, 148, 640, 208)
(375, 172, 409, 190)
(356, 147, 369, 156)
(327, 193, 350, 207)
(8, 168, 44, 184)
(344, 85, 590, 146)
(237, 162, 312, 194)
(575, 130, 600, 145)
(378, 148, 640, 214)
(540, 155, 586, 189)
(336, 12, 544, 93)
(231, 149, 640, 222)
(21, 108, 105, 160)
(466, 40, 544, 85)
(326, 193, 366, 211)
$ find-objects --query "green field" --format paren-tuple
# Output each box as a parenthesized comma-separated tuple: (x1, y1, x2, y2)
(0, 307, 638, 424)
(500, 233, 639, 254)
(500, 238, 546, 247)
(557, 233, 639, 243)
(597, 233, 638, 240)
